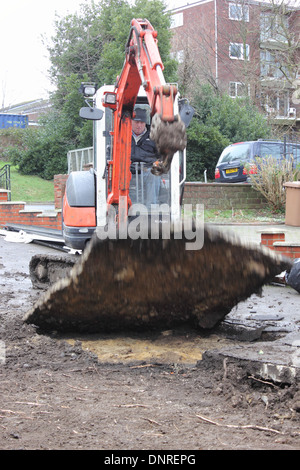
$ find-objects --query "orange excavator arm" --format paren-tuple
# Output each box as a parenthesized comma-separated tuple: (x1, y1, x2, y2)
(102, 18, 186, 210)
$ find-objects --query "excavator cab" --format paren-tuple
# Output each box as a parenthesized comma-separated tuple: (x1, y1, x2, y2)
(62, 85, 187, 250)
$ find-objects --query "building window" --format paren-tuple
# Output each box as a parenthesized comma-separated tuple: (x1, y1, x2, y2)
(170, 12, 183, 29)
(260, 13, 289, 43)
(229, 2, 249, 22)
(260, 50, 288, 79)
(229, 43, 249, 60)
(229, 81, 250, 98)
(171, 49, 184, 63)
(261, 91, 290, 117)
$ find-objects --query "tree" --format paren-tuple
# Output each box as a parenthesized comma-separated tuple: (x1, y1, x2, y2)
(13, 0, 175, 180)
(10, 74, 91, 179)
(186, 120, 230, 181)
(186, 84, 273, 180)
(46, 0, 175, 101)
(259, 0, 300, 123)
(46, 1, 104, 104)
(172, 0, 300, 127)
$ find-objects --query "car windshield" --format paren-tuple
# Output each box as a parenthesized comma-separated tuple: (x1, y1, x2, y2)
(218, 143, 251, 164)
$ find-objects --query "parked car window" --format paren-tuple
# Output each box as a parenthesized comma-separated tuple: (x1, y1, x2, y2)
(259, 142, 300, 164)
(218, 142, 251, 164)
(287, 144, 300, 164)
(259, 143, 284, 160)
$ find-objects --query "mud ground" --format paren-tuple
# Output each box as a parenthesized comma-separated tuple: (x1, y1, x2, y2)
(0, 235, 300, 451)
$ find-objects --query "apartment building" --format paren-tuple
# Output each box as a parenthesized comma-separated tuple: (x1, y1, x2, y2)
(169, 0, 300, 125)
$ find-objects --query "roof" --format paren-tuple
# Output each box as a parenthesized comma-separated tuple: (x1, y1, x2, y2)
(0, 98, 51, 116)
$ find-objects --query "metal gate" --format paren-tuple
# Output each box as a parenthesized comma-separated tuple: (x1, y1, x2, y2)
(0, 164, 11, 201)
(67, 147, 93, 173)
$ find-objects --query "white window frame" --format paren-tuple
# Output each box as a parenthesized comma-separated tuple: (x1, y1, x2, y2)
(229, 81, 250, 98)
(260, 50, 288, 79)
(170, 49, 184, 63)
(229, 2, 249, 22)
(261, 91, 290, 118)
(170, 12, 183, 29)
(260, 12, 288, 43)
(229, 42, 250, 60)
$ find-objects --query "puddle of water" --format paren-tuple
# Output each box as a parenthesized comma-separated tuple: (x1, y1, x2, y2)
(67, 332, 234, 364)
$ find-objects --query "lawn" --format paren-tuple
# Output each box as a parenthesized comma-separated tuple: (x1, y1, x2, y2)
(1, 162, 54, 203)
(204, 208, 285, 224)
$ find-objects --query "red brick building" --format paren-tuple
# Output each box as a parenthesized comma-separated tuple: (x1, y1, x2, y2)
(169, 0, 300, 126)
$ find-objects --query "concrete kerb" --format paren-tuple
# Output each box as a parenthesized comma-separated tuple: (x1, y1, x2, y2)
(202, 341, 300, 385)
(208, 223, 300, 246)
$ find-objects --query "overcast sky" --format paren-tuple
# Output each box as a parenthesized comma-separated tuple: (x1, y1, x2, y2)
(0, 0, 188, 108)
(0, 0, 298, 108)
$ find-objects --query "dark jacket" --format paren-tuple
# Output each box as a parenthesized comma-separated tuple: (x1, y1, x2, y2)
(131, 128, 159, 171)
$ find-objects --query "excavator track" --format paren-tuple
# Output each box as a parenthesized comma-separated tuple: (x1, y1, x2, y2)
(24, 225, 291, 333)
(29, 253, 79, 289)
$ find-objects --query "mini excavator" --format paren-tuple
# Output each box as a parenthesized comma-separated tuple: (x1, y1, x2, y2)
(24, 19, 291, 333)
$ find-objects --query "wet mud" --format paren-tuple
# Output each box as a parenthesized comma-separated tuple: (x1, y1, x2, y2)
(0, 236, 300, 450)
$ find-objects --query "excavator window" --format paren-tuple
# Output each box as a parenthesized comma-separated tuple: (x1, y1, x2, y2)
(129, 104, 171, 210)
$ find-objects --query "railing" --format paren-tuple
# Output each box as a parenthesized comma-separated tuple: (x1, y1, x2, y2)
(0, 164, 11, 201)
(283, 135, 300, 165)
(67, 147, 93, 173)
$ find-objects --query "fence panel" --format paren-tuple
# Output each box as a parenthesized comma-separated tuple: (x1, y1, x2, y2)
(67, 147, 93, 173)
(0, 164, 11, 201)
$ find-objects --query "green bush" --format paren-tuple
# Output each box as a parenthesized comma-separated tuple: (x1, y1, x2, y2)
(8, 75, 93, 180)
(9, 116, 69, 179)
(186, 121, 230, 180)
(0, 128, 24, 160)
(186, 85, 273, 181)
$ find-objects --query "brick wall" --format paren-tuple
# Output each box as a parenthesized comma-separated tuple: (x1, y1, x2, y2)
(1, 184, 299, 260)
(260, 232, 300, 259)
(0, 196, 62, 230)
(55, 177, 268, 212)
(1, 181, 267, 232)
(0, 173, 65, 231)
(54, 174, 68, 209)
(0, 190, 9, 202)
(183, 182, 267, 210)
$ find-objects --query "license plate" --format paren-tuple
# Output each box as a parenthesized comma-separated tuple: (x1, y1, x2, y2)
(226, 168, 238, 174)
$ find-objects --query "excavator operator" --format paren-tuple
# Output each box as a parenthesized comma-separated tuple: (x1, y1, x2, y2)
(130, 107, 162, 209)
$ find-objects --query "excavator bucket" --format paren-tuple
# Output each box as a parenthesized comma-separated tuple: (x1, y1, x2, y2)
(150, 114, 187, 175)
(24, 225, 291, 333)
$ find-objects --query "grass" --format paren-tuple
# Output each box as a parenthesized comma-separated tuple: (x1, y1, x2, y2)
(204, 208, 285, 224)
(1, 162, 54, 203)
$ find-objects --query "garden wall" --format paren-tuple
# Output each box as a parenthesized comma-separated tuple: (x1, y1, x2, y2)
(182, 182, 267, 210)
(0, 190, 61, 230)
